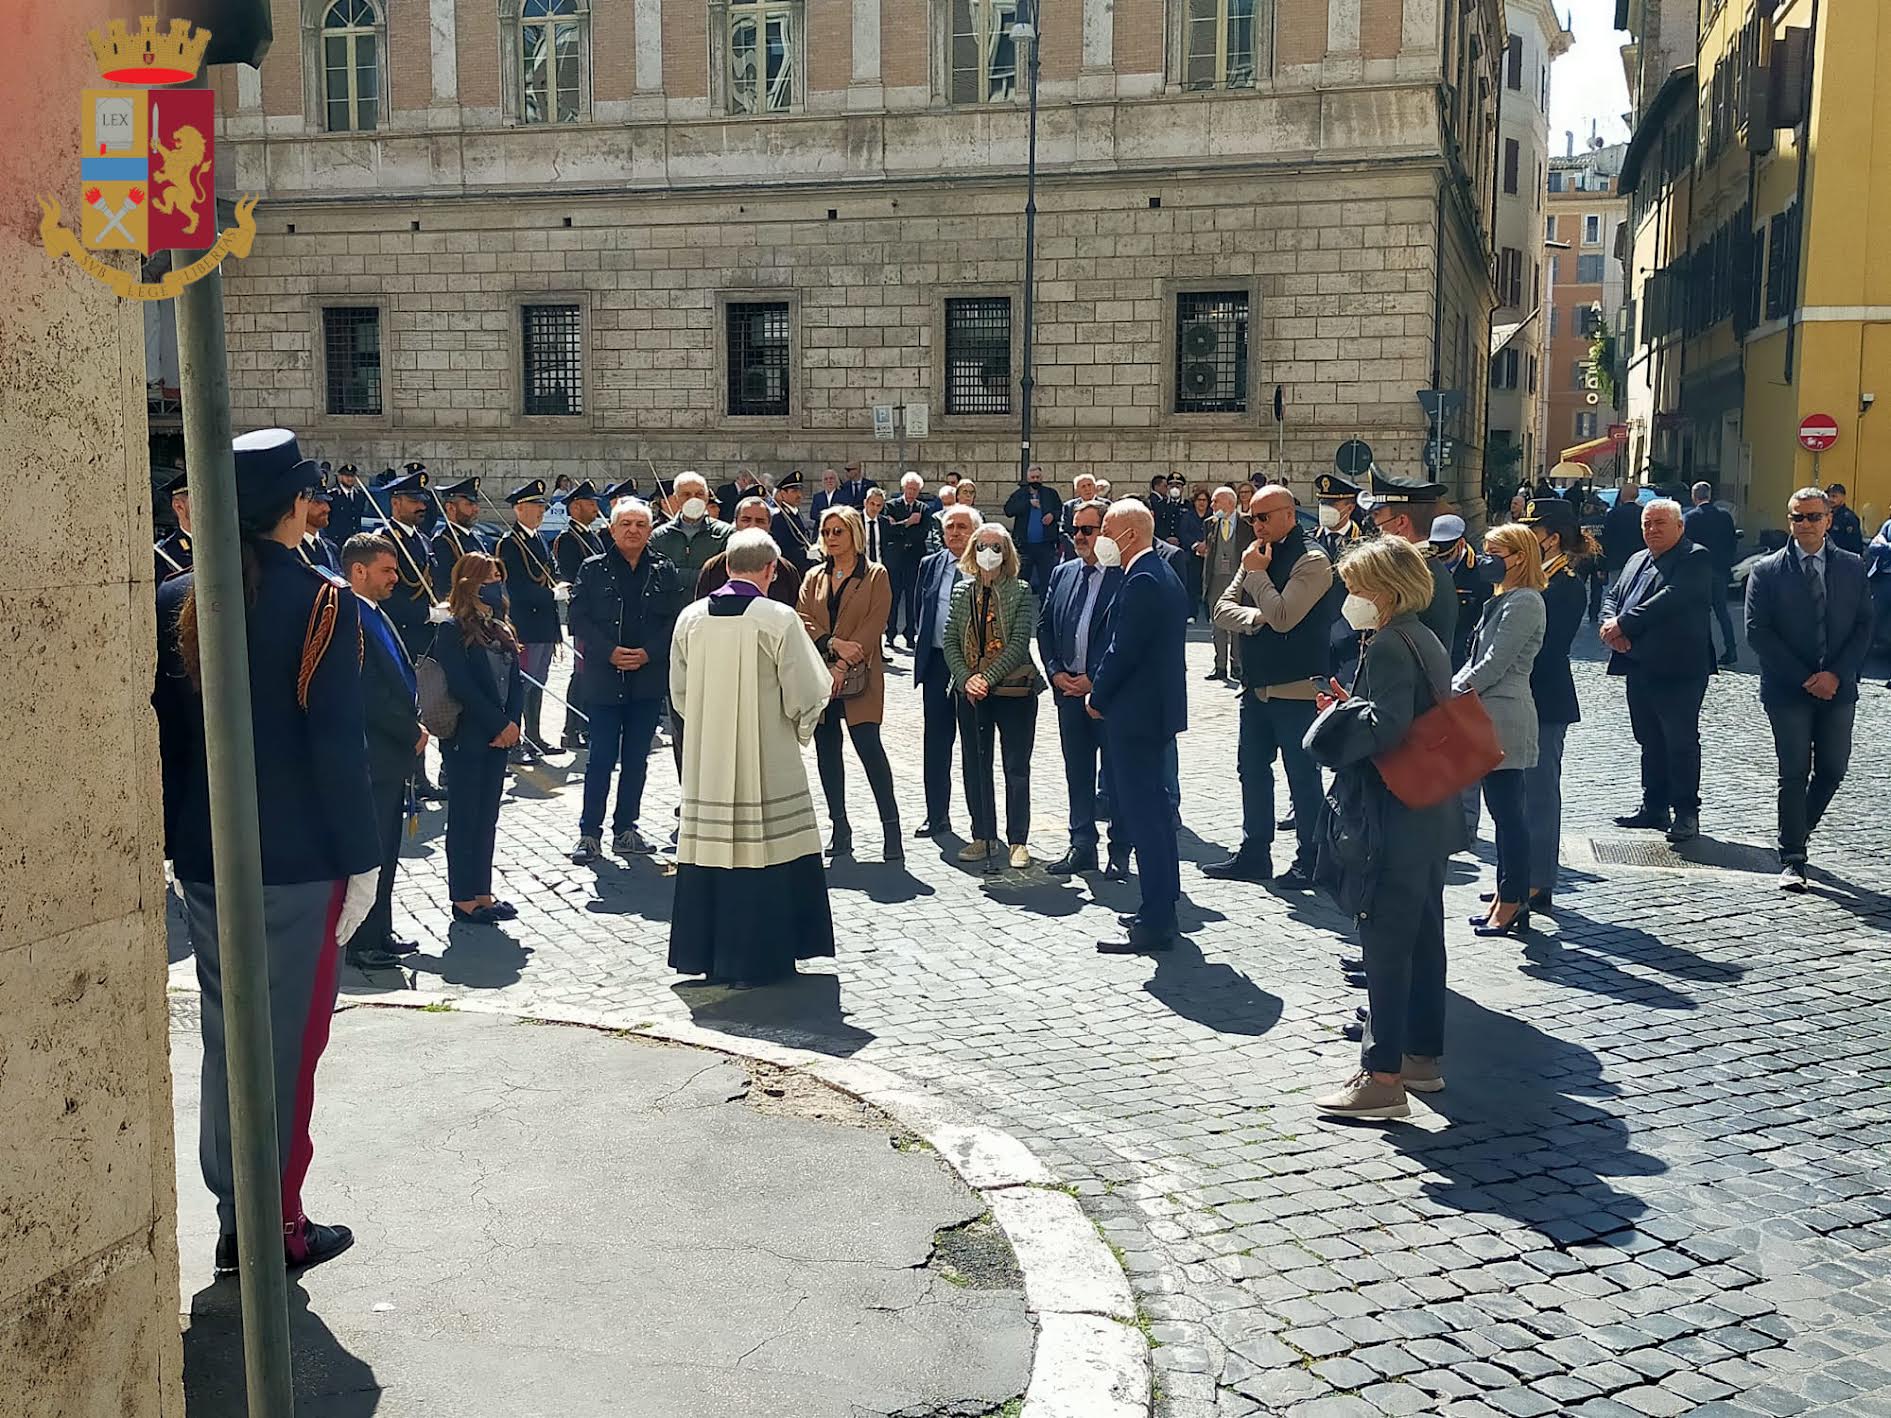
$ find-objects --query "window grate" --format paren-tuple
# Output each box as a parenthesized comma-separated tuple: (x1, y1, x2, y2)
(944, 297, 1012, 415)
(522, 303, 583, 416)
(322, 306, 382, 416)
(726, 301, 791, 416)
(1174, 290, 1249, 414)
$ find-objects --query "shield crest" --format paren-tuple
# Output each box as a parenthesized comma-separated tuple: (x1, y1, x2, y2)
(81, 86, 215, 254)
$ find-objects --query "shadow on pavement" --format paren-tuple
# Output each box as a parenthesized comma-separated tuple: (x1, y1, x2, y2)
(1548, 908, 1747, 984)
(185, 1281, 380, 1418)
(1386, 992, 1664, 1242)
(824, 857, 938, 904)
(981, 875, 1086, 916)
(1804, 866, 1891, 924)
(672, 970, 874, 1057)
(408, 924, 534, 990)
(1144, 939, 1283, 1038)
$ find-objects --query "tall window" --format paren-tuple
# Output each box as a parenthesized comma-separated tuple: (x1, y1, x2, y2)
(726, 301, 792, 416)
(1583, 213, 1601, 245)
(1574, 411, 1599, 439)
(944, 297, 1013, 415)
(522, 304, 584, 416)
(1503, 138, 1520, 195)
(1506, 34, 1522, 90)
(1489, 348, 1519, 391)
(323, 306, 382, 416)
(1499, 247, 1523, 306)
(1182, 0, 1267, 91)
(1577, 254, 1605, 283)
(521, 0, 585, 124)
(321, 0, 381, 132)
(950, 0, 1020, 104)
(1174, 290, 1249, 414)
(729, 0, 801, 114)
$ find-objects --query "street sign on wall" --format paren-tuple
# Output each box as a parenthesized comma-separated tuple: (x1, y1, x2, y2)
(872, 405, 896, 440)
(1798, 414, 1839, 453)
(903, 403, 929, 439)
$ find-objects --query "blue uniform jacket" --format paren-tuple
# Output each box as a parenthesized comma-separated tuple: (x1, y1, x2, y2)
(431, 520, 490, 590)
(157, 541, 379, 886)
(381, 521, 441, 655)
(497, 525, 564, 645)
(1744, 543, 1874, 705)
(1038, 558, 1123, 682)
(431, 620, 525, 748)
(327, 483, 371, 544)
(1088, 549, 1189, 739)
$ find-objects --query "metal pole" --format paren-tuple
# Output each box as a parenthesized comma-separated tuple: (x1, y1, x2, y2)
(1016, 2, 1043, 487)
(174, 260, 297, 1410)
(897, 406, 908, 485)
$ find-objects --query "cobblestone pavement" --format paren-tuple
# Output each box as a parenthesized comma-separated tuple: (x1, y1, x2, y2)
(173, 627, 1891, 1417)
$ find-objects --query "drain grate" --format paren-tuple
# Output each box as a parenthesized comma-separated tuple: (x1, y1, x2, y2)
(1586, 836, 1780, 874)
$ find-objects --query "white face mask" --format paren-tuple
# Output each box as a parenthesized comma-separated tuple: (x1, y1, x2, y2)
(1167, 487, 1182, 501)
(1318, 504, 1342, 530)
(1092, 536, 1123, 568)
(975, 546, 1004, 572)
(1341, 593, 1381, 631)
(680, 496, 707, 522)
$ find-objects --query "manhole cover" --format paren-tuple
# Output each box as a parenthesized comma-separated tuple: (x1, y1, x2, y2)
(1586, 837, 1778, 874)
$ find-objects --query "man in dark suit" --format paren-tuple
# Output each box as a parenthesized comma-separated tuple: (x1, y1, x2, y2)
(1004, 464, 1064, 599)
(883, 471, 937, 648)
(1601, 497, 1717, 844)
(327, 463, 370, 543)
(810, 467, 844, 521)
(340, 533, 426, 969)
(839, 460, 877, 509)
(1745, 487, 1875, 889)
(299, 478, 341, 572)
(1089, 500, 1189, 953)
(912, 505, 981, 836)
(1038, 501, 1127, 878)
(715, 466, 763, 522)
(1684, 481, 1741, 666)
(1601, 482, 1646, 579)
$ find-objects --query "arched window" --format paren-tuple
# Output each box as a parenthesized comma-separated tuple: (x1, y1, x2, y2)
(521, 0, 588, 124)
(321, 0, 381, 132)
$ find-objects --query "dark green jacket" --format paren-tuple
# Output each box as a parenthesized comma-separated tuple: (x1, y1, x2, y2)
(943, 574, 1046, 696)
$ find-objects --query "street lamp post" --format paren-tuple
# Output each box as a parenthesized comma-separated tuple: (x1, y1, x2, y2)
(1014, 1, 1042, 486)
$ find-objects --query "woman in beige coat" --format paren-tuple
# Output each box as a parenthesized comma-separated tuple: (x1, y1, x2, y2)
(799, 507, 902, 861)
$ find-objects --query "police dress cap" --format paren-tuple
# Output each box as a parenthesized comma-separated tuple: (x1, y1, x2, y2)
(319, 460, 332, 473)
(776, 469, 806, 492)
(561, 479, 600, 505)
(1427, 513, 1466, 544)
(164, 470, 189, 496)
(1166, 472, 1187, 486)
(401, 460, 427, 475)
(505, 478, 550, 505)
(437, 476, 481, 500)
(336, 462, 360, 477)
(601, 478, 640, 504)
(231, 428, 323, 517)
(1517, 496, 1578, 536)
(1357, 469, 1446, 509)
(381, 467, 430, 496)
(1313, 472, 1360, 500)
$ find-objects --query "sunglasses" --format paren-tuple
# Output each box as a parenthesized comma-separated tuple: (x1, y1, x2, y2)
(1072, 525, 1101, 536)
(820, 525, 848, 536)
(1789, 511, 1827, 523)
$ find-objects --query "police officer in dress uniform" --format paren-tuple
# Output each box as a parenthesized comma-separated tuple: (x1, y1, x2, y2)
(1312, 472, 1370, 685)
(154, 428, 377, 1276)
(375, 466, 446, 797)
(327, 462, 370, 543)
(430, 476, 490, 588)
(299, 474, 342, 572)
(1426, 513, 1490, 670)
(498, 478, 565, 759)
(155, 471, 193, 583)
(770, 469, 817, 576)
(553, 480, 607, 750)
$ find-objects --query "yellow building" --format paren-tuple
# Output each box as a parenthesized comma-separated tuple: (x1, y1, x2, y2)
(1677, 0, 1891, 531)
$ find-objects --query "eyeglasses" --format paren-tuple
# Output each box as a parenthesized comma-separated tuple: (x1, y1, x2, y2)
(820, 525, 847, 536)
(1247, 513, 1270, 524)
(1072, 525, 1100, 536)
(1789, 511, 1828, 523)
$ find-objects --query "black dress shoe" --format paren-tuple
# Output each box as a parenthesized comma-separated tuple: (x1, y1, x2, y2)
(413, 782, 445, 803)
(913, 820, 947, 838)
(1613, 808, 1671, 829)
(451, 904, 501, 925)
(214, 1233, 238, 1276)
(1101, 854, 1131, 882)
(1203, 854, 1272, 882)
(346, 944, 404, 970)
(387, 936, 421, 955)
(1338, 954, 1365, 973)
(1116, 911, 1143, 928)
(1471, 908, 1532, 938)
(287, 1219, 355, 1273)
(1097, 925, 1177, 955)
(1666, 814, 1700, 844)
(1046, 847, 1099, 876)
(1277, 813, 1297, 831)
(1276, 864, 1317, 891)
(486, 900, 519, 920)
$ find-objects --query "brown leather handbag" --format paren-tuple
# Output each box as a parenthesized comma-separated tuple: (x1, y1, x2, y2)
(1371, 626, 1503, 809)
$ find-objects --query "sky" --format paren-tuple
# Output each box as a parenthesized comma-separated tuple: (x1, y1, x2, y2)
(1548, 0, 1635, 155)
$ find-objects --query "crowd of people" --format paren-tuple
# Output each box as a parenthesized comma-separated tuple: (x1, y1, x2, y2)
(151, 428, 1879, 1271)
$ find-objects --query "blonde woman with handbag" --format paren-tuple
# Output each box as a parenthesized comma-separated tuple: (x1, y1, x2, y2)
(798, 507, 902, 861)
(943, 523, 1047, 869)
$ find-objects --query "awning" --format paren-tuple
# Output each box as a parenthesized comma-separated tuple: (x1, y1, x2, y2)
(1490, 309, 1540, 357)
(1559, 430, 1628, 465)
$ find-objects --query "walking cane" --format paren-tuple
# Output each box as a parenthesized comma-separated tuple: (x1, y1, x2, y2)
(965, 689, 996, 874)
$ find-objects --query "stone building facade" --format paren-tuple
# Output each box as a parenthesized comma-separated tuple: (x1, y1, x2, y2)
(3, 1, 184, 1410)
(1542, 147, 1628, 474)
(213, 0, 1501, 505)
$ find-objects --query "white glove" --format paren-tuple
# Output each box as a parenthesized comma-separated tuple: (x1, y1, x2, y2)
(554, 583, 572, 604)
(427, 602, 453, 624)
(335, 870, 379, 945)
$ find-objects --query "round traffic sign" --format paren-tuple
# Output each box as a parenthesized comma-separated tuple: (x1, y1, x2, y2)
(1798, 414, 1840, 453)
(1334, 439, 1374, 478)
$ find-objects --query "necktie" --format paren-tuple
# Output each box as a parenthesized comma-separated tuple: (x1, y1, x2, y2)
(869, 522, 879, 562)
(1806, 554, 1826, 661)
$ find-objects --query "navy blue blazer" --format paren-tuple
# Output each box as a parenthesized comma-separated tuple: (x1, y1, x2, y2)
(1745, 542, 1874, 704)
(810, 489, 844, 521)
(432, 619, 525, 748)
(1601, 540, 1717, 680)
(497, 525, 564, 646)
(1088, 549, 1189, 739)
(431, 521, 490, 590)
(913, 547, 964, 690)
(1038, 558, 1122, 683)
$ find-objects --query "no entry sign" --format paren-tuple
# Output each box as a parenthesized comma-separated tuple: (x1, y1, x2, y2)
(1798, 414, 1840, 453)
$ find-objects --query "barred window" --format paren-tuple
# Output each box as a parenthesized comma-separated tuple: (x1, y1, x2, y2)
(1182, 0, 1268, 91)
(726, 301, 791, 416)
(522, 304, 584, 416)
(323, 306, 382, 416)
(944, 297, 1013, 415)
(950, 0, 1021, 104)
(321, 0, 382, 132)
(729, 0, 801, 114)
(1174, 290, 1249, 414)
(521, 0, 585, 125)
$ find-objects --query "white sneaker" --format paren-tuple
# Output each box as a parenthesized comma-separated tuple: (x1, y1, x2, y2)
(1008, 844, 1031, 870)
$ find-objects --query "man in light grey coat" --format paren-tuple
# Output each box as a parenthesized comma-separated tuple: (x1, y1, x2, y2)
(1196, 484, 1254, 683)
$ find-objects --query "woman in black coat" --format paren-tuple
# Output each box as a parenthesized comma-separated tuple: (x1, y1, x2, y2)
(1306, 537, 1467, 1121)
(1515, 497, 1598, 911)
(433, 551, 525, 924)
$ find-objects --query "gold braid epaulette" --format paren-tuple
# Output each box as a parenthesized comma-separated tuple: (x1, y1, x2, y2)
(298, 582, 340, 710)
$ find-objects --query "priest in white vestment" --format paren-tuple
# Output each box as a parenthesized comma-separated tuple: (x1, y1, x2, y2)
(668, 528, 838, 985)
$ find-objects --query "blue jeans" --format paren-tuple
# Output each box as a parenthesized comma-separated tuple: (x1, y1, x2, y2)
(580, 697, 665, 836)
(1482, 768, 1531, 905)
(1524, 720, 1568, 892)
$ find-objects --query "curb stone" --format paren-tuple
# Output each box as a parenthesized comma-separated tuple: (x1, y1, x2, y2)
(167, 980, 1152, 1418)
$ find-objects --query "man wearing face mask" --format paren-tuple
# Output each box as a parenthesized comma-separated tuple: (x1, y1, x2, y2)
(1005, 463, 1065, 600)
(1426, 514, 1491, 671)
(1357, 471, 1458, 657)
(650, 471, 733, 588)
(912, 506, 982, 836)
